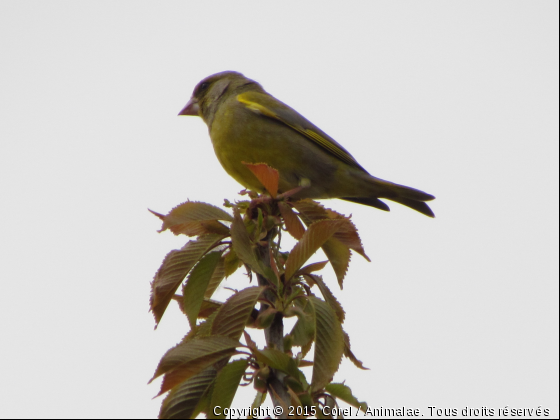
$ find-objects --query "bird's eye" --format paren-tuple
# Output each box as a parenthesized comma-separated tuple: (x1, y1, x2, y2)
(199, 82, 209, 91)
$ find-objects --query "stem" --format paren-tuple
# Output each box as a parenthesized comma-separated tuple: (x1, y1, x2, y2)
(256, 227, 290, 418)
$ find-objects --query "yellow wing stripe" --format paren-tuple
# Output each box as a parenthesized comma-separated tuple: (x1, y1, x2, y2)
(237, 94, 361, 169)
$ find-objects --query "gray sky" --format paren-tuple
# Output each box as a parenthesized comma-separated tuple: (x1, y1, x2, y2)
(1, 1, 558, 418)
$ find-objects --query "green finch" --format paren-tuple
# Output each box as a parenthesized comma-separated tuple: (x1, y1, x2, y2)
(179, 71, 435, 217)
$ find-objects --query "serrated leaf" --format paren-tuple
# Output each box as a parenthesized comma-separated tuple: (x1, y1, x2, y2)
(150, 336, 240, 396)
(151, 234, 225, 326)
(158, 366, 217, 419)
(293, 199, 370, 288)
(296, 261, 329, 277)
(309, 297, 344, 393)
(198, 299, 222, 319)
(285, 219, 347, 281)
(211, 286, 264, 340)
(204, 256, 226, 299)
(183, 251, 223, 329)
(290, 299, 316, 349)
(242, 162, 279, 197)
(223, 249, 241, 278)
(343, 330, 368, 370)
(231, 209, 276, 283)
(321, 238, 351, 288)
(208, 359, 250, 419)
(278, 202, 306, 240)
(293, 199, 370, 272)
(159, 201, 233, 231)
(308, 274, 345, 323)
(153, 201, 232, 236)
(325, 383, 368, 411)
(253, 348, 307, 386)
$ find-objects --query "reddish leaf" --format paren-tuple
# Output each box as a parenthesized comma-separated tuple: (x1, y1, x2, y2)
(278, 202, 306, 240)
(296, 261, 328, 277)
(242, 162, 279, 197)
(153, 201, 233, 237)
(343, 330, 368, 370)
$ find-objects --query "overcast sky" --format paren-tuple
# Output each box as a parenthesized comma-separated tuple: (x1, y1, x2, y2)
(1, 1, 558, 419)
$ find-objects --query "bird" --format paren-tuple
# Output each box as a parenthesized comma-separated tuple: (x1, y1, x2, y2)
(179, 71, 435, 217)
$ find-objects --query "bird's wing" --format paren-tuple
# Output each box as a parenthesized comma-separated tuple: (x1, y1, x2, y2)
(236, 91, 366, 171)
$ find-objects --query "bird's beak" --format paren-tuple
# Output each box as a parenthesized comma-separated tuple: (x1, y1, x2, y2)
(178, 97, 199, 116)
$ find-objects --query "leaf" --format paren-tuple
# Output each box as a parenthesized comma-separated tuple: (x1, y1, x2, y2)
(150, 336, 240, 396)
(204, 256, 226, 299)
(325, 383, 368, 411)
(211, 286, 264, 341)
(208, 359, 250, 419)
(284, 219, 347, 281)
(309, 296, 344, 393)
(151, 234, 225, 326)
(152, 201, 232, 237)
(242, 162, 279, 197)
(183, 251, 223, 329)
(231, 209, 276, 283)
(278, 202, 305, 240)
(253, 348, 307, 387)
(343, 330, 368, 370)
(248, 392, 267, 419)
(289, 299, 316, 349)
(198, 299, 222, 319)
(307, 274, 345, 323)
(223, 249, 241, 278)
(158, 366, 217, 419)
(321, 238, 351, 288)
(296, 261, 329, 277)
(293, 198, 370, 258)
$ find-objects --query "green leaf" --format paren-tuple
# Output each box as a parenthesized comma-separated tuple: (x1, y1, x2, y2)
(325, 383, 368, 411)
(253, 348, 308, 387)
(321, 238, 351, 288)
(292, 199, 370, 286)
(308, 274, 345, 323)
(309, 297, 344, 393)
(223, 249, 241, 278)
(183, 251, 223, 329)
(151, 234, 225, 326)
(284, 219, 347, 281)
(290, 299, 316, 349)
(208, 359, 250, 419)
(150, 336, 240, 396)
(248, 392, 267, 419)
(205, 256, 226, 299)
(231, 209, 277, 284)
(343, 330, 368, 370)
(211, 286, 264, 340)
(158, 366, 217, 419)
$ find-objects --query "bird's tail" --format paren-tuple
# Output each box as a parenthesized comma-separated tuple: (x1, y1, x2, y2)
(342, 178, 435, 217)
